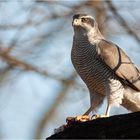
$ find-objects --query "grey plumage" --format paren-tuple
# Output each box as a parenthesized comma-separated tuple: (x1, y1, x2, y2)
(71, 14, 140, 116)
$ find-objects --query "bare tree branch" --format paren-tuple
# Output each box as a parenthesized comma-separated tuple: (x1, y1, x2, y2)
(35, 72, 77, 138)
(105, 1, 140, 44)
(0, 50, 50, 77)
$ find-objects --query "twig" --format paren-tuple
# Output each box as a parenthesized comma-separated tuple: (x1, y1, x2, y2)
(35, 72, 77, 138)
(105, 1, 140, 44)
(0, 51, 50, 78)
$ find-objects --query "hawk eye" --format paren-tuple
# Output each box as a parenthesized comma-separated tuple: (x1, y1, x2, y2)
(81, 18, 86, 22)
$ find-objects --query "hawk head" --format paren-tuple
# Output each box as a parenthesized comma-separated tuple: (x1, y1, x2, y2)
(72, 14, 97, 35)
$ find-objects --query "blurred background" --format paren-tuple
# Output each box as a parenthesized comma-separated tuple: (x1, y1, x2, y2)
(0, 0, 140, 138)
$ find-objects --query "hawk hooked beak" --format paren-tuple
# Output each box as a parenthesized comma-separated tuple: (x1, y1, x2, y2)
(72, 18, 81, 26)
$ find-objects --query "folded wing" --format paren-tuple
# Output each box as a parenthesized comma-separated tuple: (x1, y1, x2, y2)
(97, 39, 140, 91)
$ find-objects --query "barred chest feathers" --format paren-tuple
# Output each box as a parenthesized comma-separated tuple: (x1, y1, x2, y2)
(71, 35, 124, 105)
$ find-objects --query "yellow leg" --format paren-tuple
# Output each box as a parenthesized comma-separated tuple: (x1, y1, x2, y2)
(75, 107, 92, 122)
(91, 104, 111, 119)
(66, 107, 92, 123)
(67, 105, 110, 123)
(75, 115, 91, 122)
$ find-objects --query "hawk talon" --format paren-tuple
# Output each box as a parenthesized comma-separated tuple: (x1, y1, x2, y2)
(75, 115, 91, 122)
(66, 115, 91, 124)
(91, 114, 100, 119)
(91, 114, 109, 119)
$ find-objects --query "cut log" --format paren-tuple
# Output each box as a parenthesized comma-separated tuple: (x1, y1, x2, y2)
(47, 111, 140, 139)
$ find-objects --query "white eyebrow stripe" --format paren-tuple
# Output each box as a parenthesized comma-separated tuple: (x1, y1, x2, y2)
(81, 15, 95, 20)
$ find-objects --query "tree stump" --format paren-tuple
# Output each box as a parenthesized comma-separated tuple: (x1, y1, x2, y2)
(47, 111, 140, 139)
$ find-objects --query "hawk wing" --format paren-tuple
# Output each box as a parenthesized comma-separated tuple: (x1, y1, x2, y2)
(97, 39, 140, 91)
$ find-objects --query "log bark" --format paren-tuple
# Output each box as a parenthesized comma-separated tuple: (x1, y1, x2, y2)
(47, 111, 140, 139)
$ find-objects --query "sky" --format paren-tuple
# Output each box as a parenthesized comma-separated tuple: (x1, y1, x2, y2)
(0, 0, 140, 138)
